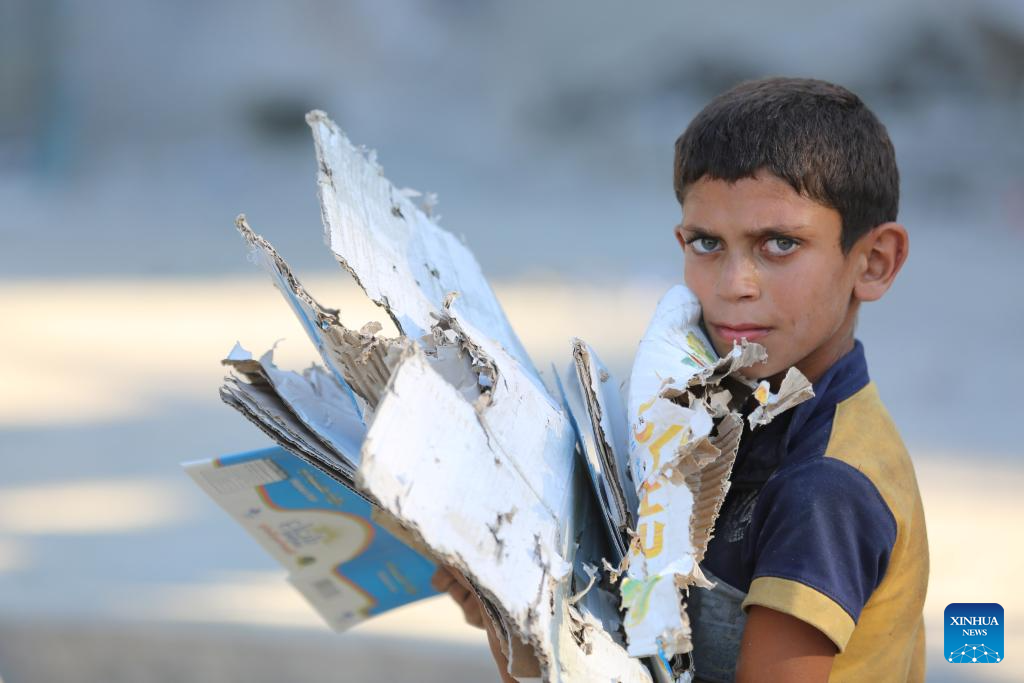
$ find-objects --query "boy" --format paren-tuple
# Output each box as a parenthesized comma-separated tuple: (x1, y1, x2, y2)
(673, 77, 927, 683)
(438, 76, 929, 683)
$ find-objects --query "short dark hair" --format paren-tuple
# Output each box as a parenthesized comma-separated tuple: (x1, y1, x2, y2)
(673, 77, 899, 252)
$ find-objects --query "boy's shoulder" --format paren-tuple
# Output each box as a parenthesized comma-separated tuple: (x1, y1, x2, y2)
(740, 341, 929, 678)
(735, 340, 928, 647)
(769, 340, 919, 523)
(824, 379, 921, 517)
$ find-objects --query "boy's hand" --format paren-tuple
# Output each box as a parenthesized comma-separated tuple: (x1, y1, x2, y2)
(431, 566, 520, 682)
(431, 565, 486, 629)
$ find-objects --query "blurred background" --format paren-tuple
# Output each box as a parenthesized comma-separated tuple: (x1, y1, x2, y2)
(1, 1, 1022, 681)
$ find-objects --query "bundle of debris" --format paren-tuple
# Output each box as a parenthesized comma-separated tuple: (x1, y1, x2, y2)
(187, 111, 813, 682)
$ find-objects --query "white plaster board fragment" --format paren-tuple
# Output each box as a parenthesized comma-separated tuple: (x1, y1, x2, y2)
(429, 307, 576, 523)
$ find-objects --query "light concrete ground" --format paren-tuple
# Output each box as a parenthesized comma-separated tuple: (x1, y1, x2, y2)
(0, 619, 497, 683)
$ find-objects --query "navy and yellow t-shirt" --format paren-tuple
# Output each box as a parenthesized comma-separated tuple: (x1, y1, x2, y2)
(687, 339, 930, 683)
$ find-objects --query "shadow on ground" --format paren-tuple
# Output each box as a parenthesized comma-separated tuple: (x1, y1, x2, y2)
(0, 618, 497, 683)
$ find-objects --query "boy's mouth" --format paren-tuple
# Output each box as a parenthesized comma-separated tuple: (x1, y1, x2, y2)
(709, 322, 772, 343)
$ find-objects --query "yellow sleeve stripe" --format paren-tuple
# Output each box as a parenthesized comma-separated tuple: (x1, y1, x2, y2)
(741, 576, 856, 653)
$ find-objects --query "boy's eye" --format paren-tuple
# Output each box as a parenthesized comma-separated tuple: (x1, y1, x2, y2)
(687, 236, 721, 254)
(764, 236, 799, 255)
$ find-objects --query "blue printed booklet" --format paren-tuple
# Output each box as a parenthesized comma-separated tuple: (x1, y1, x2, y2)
(184, 445, 438, 631)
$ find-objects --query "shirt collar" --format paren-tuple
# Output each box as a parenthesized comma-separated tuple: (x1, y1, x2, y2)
(784, 338, 870, 447)
(730, 339, 870, 483)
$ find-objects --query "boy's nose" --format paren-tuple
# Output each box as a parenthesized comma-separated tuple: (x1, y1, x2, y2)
(716, 255, 760, 301)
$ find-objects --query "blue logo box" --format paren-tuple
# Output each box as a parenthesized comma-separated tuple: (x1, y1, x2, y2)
(944, 603, 1004, 664)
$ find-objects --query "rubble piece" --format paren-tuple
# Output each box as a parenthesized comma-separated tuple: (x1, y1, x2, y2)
(305, 110, 537, 383)
(621, 286, 814, 662)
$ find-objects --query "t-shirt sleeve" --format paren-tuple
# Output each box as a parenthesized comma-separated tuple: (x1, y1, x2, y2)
(739, 457, 898, 652)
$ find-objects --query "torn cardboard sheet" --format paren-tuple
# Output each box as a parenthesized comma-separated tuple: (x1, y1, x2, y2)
(223, 345, 366, 465)
(357, 344, 651, 683)
(748, 367, 815, 427)
(621, 285, 814, 660)
(238, 111, 649, 682)
(233, 212, 492, 410)
(557, 339, 637, 561)
(235, 216, 403, 414)
(219, 361, 360, 487)
(306, 110, 537, 383)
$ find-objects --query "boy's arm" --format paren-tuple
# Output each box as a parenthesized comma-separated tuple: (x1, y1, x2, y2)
(736, 606, 836, 683)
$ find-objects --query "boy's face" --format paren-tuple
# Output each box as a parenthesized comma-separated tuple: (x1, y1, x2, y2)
(675, 170, 861, 385)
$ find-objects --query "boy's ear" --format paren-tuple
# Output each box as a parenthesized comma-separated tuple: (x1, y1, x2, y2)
(853, 222, 909, 302)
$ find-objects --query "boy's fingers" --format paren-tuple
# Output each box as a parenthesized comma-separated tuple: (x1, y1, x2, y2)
(463, 604, 486, 629)
(430, 567, 456, 592)
(433, 565, 478, 600)
(455, 588, 486, 629)
(449, 567, 476, 593)
(432, 565, 488, 630)
(448, 583, 470, 604)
